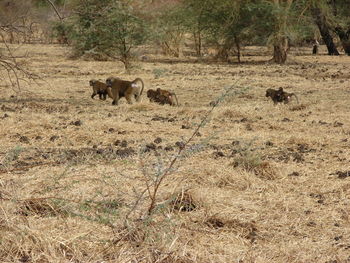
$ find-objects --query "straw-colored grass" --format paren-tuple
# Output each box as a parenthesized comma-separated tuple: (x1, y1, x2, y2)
(0, 44, 350, 262)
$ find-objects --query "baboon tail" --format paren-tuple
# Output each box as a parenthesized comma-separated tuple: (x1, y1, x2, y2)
(133, 78, 144, 101)
(292, 93, 299, 104)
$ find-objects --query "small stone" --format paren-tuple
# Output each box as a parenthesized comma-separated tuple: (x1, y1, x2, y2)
(120, 140, 128, 148)
(164, 146, 174, 151)
(288, 172, 300, 176)
(175, 141, 185, 149)
(19, 136, 29, 143)
(70, 120, 82, 126)
(154, 137, 162, 144)
(50, 135, 59, 142)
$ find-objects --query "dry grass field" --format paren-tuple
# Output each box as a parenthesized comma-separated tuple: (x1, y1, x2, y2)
(1, 43, 350, 263)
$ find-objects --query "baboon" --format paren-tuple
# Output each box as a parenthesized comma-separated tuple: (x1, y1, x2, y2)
(105, 77, 144, 105)
(147, 88, 179, 106)
(312, 39, 319, 55)
(89, 79, 108, 100)
(266, 87, 299, 104)
(147, 89, 158, 102)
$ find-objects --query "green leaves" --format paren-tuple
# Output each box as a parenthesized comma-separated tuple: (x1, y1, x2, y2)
(65, 0, 146, 67)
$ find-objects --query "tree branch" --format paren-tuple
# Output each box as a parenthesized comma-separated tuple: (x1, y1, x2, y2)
(45, 0, 63, 20)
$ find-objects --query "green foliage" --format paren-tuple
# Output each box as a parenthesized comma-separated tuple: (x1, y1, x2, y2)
(65, 0, 146, 67)
(152, 68, 168, 79)
(51, 20, 73, 44)
(147, 4, 188, 57)
(3, 146, 24, 165)
(182, 0, 260, 59)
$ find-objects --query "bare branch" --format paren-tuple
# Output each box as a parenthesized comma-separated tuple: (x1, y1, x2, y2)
(45, 0, 64, 20)
(0, 32, 40, 91)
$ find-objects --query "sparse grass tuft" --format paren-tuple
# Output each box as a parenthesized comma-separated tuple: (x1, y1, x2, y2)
(2, 146, 24, 167)
(153, 68, 168, 79)
(128, 102, 157, 112)
(205, 215, 258, 243)
(169, 189, 198, 212)
(18, 198, 67, 217)
(289, 103, 307, 111)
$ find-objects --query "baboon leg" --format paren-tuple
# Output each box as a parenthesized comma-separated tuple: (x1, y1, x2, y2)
(102, 93, 107, 100)
(135, 91, 142, 102)
(106, 87, 114, 100)
(99, 93, 103, 100)
(125, 93, 134, 104)
(91, 92, 97, 99)
(112, 94, 120, 105)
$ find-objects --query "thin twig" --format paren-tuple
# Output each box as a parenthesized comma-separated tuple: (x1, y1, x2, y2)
(146, 86, 235, 215)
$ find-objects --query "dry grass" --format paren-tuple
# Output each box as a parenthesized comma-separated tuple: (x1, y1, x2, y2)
(0, 43, 350, 262)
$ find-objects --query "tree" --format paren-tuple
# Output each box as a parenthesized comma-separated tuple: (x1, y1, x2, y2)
(310, 4, 339, 55)
(260, 0, 296, 64)
(145, 1, 187, 57)
(66, 0, 146, 69)
(183, 0, 253, 62)
(329, 0, 350, 55)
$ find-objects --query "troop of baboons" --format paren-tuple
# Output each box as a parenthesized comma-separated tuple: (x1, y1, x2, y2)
(90, 77, 299, 106)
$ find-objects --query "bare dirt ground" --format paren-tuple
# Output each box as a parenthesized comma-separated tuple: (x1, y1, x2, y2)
(1, 44, 350, 263)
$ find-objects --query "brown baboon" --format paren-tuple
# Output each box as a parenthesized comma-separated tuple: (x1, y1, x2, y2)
(147, 89, 158, 102)
(89, 79, 108, 100)
(105, 77, 144, 105)
(266, 87, 299, 104)
(147, 88, 179, 106)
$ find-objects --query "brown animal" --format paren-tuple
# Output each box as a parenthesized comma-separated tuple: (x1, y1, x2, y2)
(266, 87, 299, 104)
(90, 79, 108, 100)
(147, 88, 179, 106)
(105, 77, 144, 105)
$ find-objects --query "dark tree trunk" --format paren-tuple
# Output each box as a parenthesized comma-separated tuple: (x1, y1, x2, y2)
(311, 7, 339, 55)
(335, 27, 350, 55)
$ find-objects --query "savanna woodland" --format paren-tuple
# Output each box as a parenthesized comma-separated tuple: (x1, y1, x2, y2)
(1, 0, 350, 262)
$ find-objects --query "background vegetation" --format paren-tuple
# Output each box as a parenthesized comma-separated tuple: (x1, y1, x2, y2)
(0, 0, 349, 68)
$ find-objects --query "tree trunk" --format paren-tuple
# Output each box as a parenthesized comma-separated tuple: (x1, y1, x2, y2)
(215, 39, 234, 62)
(311, 7, 339, 55)
(193, 31, 202, 57)
(273, 44, 287, 64)
(272, 36, 289, 64)
(234, 36, 241, 63)
(335, 27, 350, 55)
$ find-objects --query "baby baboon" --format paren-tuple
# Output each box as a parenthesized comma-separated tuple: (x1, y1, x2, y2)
(90, 79, 108, 100)
(266, 87, 299, 104)
(147, 89, 158, 102)
(105, 77, 144, 105)
(147, 88, 179, 106)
